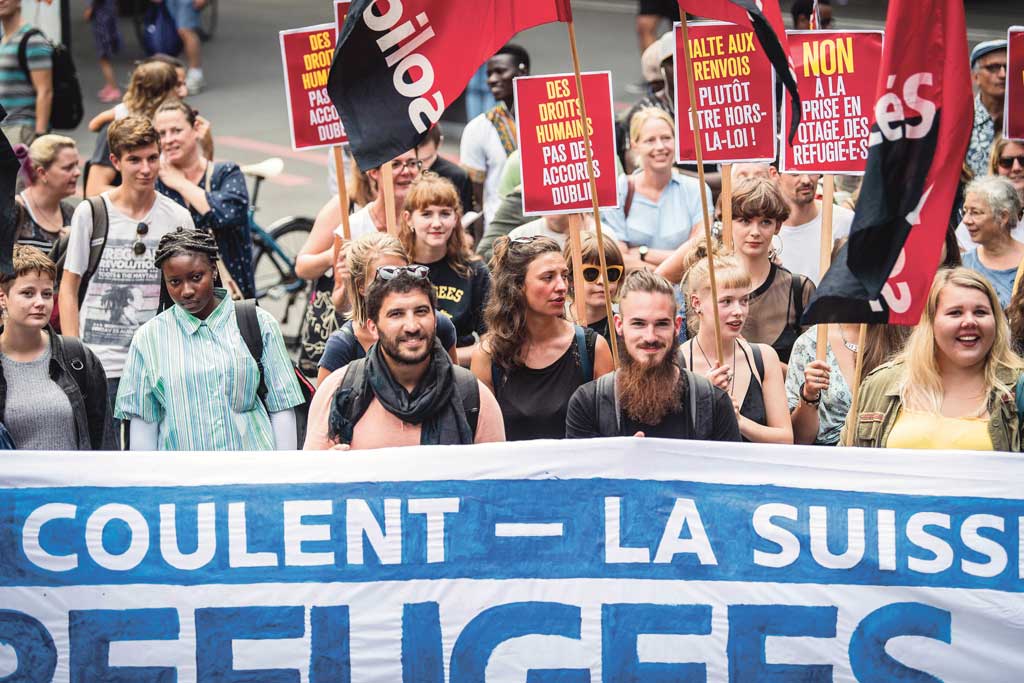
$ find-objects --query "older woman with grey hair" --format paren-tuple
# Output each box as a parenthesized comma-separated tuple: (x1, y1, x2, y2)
(960, 176, 1024, 309)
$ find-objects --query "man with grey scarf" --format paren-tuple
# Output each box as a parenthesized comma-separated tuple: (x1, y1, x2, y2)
(303, 267, 505, 450)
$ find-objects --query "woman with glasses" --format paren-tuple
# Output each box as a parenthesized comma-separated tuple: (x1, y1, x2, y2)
(154, 100, 255, 299)
(957, 138, 1024, 251)
(564, 231, 625, 344)
(316, 232, 458, 385)
(471, 235, 614, 441)
(959, 176, 1024, 309)
(400, 173, 490, 366)
(116, 229, 304, 450)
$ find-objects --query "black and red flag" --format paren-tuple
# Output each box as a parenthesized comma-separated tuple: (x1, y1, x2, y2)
(677, 0, 801, 141)
(328, 0, 571, 170)
(806, 0, 972, 325)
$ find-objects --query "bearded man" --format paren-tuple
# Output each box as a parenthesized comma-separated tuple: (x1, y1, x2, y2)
(566, 270, 739, 440)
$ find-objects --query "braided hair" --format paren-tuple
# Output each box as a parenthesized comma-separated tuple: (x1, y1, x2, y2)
(154, 227, 220, 269)
(154, 228, 221, 311)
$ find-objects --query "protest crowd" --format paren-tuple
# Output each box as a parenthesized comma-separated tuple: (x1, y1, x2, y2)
(0, 0, 1020, 458)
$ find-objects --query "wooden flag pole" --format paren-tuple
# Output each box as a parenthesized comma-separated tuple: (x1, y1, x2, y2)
(844, 323, 868, 446)
(721, 163, 733, 250)
(814, 174, 836, 361)
(680, 19, 724, 363)
(568, 213, 588, 326)
(331, 145, 353, 301)
(566, 19, 619, 368)
(380, 161, 399, 236)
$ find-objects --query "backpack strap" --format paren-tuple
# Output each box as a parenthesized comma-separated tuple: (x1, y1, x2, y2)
(453, 366, 480, 438)
(59, 335, 90, 399)
(81, 197, 109, 301)
(1016, 374, 1024, 417)
(791, 274, 806, 327)
(574, 324, 593, 383)
(684, 369, 715, 439)
(595, 372, 620, 435)
(17, 28, 44, 84)
(624, 175, 636, 219)
(234, 300, 267, 402)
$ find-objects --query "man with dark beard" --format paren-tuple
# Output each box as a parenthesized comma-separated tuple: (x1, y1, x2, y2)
(566, 270, 739, 440)
(303, 267, 504, 449)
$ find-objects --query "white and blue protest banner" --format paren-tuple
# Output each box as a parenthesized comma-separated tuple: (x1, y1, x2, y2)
(2, 438, 1023, 681)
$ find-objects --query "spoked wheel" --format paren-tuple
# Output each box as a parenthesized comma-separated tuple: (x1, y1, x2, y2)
(252, 218, 313, 350)
(197, 0, 218, 42)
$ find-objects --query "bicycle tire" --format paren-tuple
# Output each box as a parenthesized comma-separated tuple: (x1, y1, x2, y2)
(197, 0, 218, 42)
(252, 217, 313, 350)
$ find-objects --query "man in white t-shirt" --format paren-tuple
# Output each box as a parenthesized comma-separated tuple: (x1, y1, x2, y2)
(59, 116, 194, 447)
(777, 172, 854, 284)
(460, 44, 530, 230)
(340, 148, 422, 240)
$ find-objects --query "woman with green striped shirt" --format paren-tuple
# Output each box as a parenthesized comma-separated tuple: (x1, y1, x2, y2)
(115, 229, 303, 450)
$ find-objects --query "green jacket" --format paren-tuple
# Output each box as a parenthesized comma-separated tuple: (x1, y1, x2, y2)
(842, 361, 1022, 452)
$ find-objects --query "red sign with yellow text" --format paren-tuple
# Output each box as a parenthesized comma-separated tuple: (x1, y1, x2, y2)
(1007, 27, 1024, 140)
(780, 30, 884, 175)
(279, 23, 347, 150)
(674, 21, 777, 163)
(514, 72, 618, 216)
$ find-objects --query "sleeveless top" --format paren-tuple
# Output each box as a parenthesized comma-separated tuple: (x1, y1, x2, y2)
(493, 326, 597, 441)
(15, 193, 74, 251)
(686, 341, 766, 441)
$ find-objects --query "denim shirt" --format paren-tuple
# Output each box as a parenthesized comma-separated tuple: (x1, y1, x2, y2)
(600, 171, 712, 250)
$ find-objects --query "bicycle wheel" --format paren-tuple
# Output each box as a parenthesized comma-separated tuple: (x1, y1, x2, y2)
(197, 0, 218, 42)
(252, 217, 313, 350)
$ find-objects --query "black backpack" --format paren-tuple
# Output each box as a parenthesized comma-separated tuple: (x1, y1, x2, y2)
(593, 369, 716, 439)
(18, 28, 84, 130)
(235, 300, 316, 447)
(50, 197, 108, 307)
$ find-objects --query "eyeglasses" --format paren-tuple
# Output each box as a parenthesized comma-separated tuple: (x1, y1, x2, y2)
(133, 222, 149, 256)
(375, 264, 430, 281)
(997, 155, 1024, 170)
(581, 265, 624, 283)
(979, 63, 1006, 74)
(391, 159, 423, 173)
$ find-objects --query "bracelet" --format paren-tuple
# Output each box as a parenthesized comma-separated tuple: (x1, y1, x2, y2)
(800, 383, 821, 406)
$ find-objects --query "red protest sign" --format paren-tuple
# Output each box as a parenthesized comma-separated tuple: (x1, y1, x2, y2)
(279, 23, 347, 150)
(334, 0, 349, 39)
(1007, 27, 1024, 140)
(673, 21, 777, 163)
(514, 72, 618, 216)
(780, 30, 884, 175)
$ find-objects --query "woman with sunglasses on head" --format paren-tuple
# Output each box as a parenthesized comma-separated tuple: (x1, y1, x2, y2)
(846, 268, 1024, 450)
(316, 232, 458, 385)
(471, 235, 614, 441)
(564, 231, 625, 343)
(400, 173, 490, 366)
(115, 229, 304, 450)
(681, 252, 793, 444)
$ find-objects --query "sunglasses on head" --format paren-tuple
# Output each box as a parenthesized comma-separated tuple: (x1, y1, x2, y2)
(581, 264, 623, 283)
(375, 264, 430, 281)
(997, 155, 1024, 170)
(133, 222, 149, 256)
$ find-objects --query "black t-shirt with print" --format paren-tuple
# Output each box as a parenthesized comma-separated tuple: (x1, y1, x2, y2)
(421, 257, 491, 347)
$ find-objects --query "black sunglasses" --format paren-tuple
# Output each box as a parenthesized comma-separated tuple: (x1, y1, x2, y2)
(582, 265, 624, 283)
(133, 222, 149, 256)
(997, 155, 1024, 170)
(376, 264, 430, 281)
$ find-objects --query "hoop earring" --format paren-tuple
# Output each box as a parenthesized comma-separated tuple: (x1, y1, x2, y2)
(768, 234, 784, 261)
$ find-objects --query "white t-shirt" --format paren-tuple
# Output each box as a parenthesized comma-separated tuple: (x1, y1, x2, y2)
(65, 192, 195, 377)
(779, 204, 855, 284)
(955, 221, 1024, 252)
(459, 112, 511, 228)
(334, 204, 379, 241)
(507, 218, 570, 249)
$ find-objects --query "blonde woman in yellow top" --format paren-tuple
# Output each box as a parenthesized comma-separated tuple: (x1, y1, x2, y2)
(845, 268, 1024, 451)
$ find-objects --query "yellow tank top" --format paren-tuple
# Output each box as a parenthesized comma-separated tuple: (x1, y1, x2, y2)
(886, 410, 994, 451)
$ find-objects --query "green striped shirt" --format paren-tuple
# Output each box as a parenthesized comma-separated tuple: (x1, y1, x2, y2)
(0, 24, 52, 127)
(115, 291, 303, 450)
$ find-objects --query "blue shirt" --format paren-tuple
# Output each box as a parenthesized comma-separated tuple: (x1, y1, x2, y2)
(961, 250, 1018, 309)
(599, 171, 712, 251)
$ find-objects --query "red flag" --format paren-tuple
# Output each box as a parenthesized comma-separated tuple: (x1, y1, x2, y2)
(842, 0, 972, 325)
(329, 0, 568, 170)
(677, 0, 801, 141)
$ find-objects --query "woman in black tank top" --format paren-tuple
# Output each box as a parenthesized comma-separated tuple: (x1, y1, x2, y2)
(680, 252, 793, 444)
(471, 236, 614, 440)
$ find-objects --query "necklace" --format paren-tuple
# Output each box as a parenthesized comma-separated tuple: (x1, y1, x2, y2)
(694, 336, 737, 395)
(839, 326, 859, 353)
(23, 190, 63, 234)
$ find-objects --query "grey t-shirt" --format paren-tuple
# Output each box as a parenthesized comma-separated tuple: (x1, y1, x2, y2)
(1, 346, 76, 450)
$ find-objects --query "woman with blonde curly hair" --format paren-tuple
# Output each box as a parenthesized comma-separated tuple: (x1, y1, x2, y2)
(400, 173, 490, 366)
(845, 268, 1024, 450)
(471, 235, 613, 440)
(316, 232, 457, 384)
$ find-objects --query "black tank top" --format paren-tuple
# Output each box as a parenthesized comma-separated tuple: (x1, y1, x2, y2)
(494, 327, 597, 441)
(686, 341, 766, 441)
